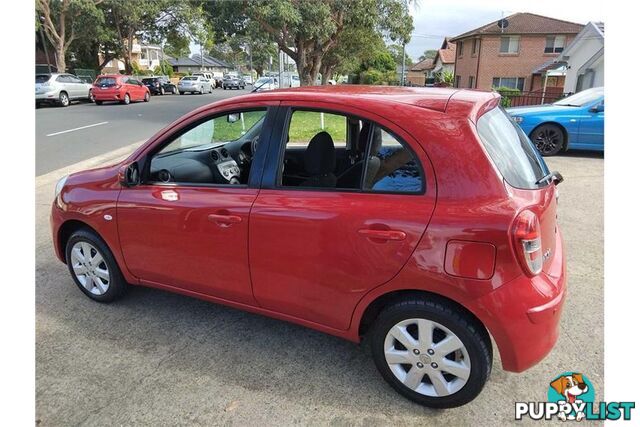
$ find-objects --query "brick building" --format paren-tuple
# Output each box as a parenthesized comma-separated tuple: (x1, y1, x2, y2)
(450, 13, 583, 91)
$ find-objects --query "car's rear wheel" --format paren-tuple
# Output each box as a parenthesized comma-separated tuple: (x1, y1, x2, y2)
(95, 100, 103, 105)
(179, 91, 184, 95)
(122, 93, 130, 105)
(370, 298, 492, 408)
(65, 229, 127, 303)
(530, 124, 565, 156)
(58, 91, 69, 107)
(144, 92, 150, 102)
(160, 87, 165, 95)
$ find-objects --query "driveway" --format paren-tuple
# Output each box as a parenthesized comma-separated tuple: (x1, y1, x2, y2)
(35, 150, 603, 426)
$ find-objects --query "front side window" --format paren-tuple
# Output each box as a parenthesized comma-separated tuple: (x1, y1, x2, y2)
(545, 35, 566, 53)
(148, 109, 267, 185)
(500, 36, 520, 53)
(278, 109, 423, 193)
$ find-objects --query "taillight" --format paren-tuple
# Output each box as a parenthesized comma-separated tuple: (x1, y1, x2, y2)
(512, 209, 542, 276)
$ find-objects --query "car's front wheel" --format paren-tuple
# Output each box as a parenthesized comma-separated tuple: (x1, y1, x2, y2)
(530, 123, 565, 156)
(122, 93, 130, 105)
(144, 91, 150, 102)
(370, 298, 492, 408)
(58, 91, 69, 107)
(65, 229, 127, 303)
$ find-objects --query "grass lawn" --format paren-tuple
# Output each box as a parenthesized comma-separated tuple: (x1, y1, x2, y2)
(287, 111, 346, 144)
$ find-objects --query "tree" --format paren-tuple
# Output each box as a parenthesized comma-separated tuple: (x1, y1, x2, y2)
(418, 49, 437, 62)
(204, 0, 413, 86)
(36, 0, 103, 72)
(388, 44, 413, 66)
(163, 28, 191, 58)
(319, 28, 385, 84)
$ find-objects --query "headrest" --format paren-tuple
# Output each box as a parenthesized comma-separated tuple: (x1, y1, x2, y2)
(370, 127, 383, 156)
(304, 131, 336, 175)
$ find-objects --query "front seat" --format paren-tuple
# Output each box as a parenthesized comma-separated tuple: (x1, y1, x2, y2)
(336, 126, 382, 189)
(301, 131, 337, 188)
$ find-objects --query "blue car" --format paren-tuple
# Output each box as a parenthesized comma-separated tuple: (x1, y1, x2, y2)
(507, 87, 604, 156)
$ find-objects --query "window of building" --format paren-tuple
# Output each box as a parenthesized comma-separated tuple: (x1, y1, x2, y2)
(492, 77, 525, 91)
(544, 35, 566, 53)
(472, 39, 479, 55)
(458, 41, 464, 57)
(468, 76, 475, 88)
(455, 75, 461, 88)
(499, 36, 520, 54)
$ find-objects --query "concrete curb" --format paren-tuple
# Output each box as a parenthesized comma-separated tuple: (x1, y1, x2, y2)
(36, 140, 145, 190)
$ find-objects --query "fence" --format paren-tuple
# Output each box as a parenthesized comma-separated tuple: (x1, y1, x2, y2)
(498, 88, 571, 108)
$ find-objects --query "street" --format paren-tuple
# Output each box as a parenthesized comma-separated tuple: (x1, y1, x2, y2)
(35, 89, 250, 175)
(35, 134, 604, 425)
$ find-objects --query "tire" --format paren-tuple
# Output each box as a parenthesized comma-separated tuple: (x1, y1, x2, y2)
(58, 91, 70, 107)
(171, 86, 177, 94)
(369, 298, 492, 408)
(179, 91, 184, 95)
(530, 123, 565, 156)
(89, 90, 95, 103)
(95, 100, 103, 105)
(160, 87, 165, 95)
(144, 91, 150, 102)
(223, 86, 227, 90)
(65, 229, 127, 303)
(199, 86, 204, 94)
(122, 93, 130, 105)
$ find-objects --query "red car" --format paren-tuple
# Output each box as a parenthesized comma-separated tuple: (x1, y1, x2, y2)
(92, 74, 150, 105)
(50, 86, 566, 408)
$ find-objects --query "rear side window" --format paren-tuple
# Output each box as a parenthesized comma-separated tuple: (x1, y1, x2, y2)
(476, 107, 549, 189)
(36, 74, 51, 83)
(95, 77, 117, 87)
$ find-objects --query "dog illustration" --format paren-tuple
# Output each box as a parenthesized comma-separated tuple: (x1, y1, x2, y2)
(550, 373, 589, 421)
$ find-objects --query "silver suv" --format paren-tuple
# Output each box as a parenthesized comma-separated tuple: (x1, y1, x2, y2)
(36, 73, 94, 107)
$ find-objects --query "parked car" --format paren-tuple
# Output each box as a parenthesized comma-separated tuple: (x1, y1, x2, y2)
(222, 75, 245, 90)
(36, 73, 94, 107)
(92, 75, 150, 105)
(507, 87, 604, 155)
(51, 86, 565, 409)
(191, 71, 218, 88)
(242, 74, 254, 85)
(141, 76, 177, 95)
(252, 76, 278, 92)
(177, 76, 213, 95)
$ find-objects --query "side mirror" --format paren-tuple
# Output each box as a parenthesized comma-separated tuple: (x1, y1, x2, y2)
(227, 113, 240, 123)
(120, 162, 140, 187)
(589, 104, 604, 113)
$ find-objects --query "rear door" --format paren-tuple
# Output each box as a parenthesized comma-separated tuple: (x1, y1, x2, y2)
(248, 103, 436, 330)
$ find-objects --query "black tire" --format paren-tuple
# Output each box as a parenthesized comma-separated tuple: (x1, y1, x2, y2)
(160, 87, 165, 95)
(89, 90, 95, 103)
(530, 123, 565, 156)
(179, 91, 184, 95)
(65, 229, 127, 303)
(223, 86, 227, 90)
(171, 86, 177, 94)
(95, 100, 103, 105)
(369, 298, 492, 408)
(58, 91, 70, 107)
(122, 93, 130, 105)
(144, 91, 150, 102)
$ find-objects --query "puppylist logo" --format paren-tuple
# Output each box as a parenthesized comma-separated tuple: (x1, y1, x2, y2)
(515, 372, 635, 421)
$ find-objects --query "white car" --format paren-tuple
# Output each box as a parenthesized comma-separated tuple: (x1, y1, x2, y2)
(253, 77, 279, 92)
(177, 76, 213, 95)
(242, 75, 254, 85)
(36, 73, 94, 107)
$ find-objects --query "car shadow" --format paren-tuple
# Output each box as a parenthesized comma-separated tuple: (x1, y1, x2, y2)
(555, 149, 604, 159)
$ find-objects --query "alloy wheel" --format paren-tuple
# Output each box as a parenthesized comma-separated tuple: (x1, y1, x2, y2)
(384, 318, 471, 397)
(59, 92, 69, 107)
(69, 241, 110, 296)
(533, 126, 562, 155)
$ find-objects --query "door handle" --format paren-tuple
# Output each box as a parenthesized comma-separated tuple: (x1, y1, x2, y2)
(358, 228, 406, 241)
(208, 213, 242, 226)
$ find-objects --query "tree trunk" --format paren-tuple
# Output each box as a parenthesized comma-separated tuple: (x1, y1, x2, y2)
(255, 65, 264, 77)
(124, 32, 134, 74)
(55, 42, 66, 72)
(297, 49, 322, 86)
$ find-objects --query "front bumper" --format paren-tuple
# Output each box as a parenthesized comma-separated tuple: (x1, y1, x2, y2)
(474, 229, 566, 372)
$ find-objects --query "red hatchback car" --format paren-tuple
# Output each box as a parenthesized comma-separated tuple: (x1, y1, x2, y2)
(51, 86, 566, 408)
(92, 74, 150, 105)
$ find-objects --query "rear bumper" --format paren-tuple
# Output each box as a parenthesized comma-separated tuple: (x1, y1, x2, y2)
(93, 91, 123, 101)
(36, 90, 60, 101)
(474, 229, 566, 372)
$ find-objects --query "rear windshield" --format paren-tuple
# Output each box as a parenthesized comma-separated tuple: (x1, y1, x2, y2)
(182, 77, 197, 81)
(95, 77, 118, 87)
(36, 74, 51, 83)
(477, 107, 549, 189)
(141, 78, 156, 83)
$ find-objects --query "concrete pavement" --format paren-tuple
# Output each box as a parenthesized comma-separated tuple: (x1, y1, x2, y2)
(35, 149, 604, 426)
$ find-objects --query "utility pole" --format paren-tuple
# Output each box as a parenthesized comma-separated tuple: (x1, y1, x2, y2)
(278, 48, 282, 88)
(200, 42, 204, 70)
(248, 42, 253, 77)
(401, 43, 406, 86)
(38, 16, 52, 73)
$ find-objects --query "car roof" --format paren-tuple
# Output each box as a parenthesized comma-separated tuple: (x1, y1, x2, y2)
(225, 85, 500, 116)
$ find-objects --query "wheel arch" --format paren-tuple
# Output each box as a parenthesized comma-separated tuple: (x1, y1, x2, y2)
(529, 121, 569, 151)
(57, 219, 102, 264)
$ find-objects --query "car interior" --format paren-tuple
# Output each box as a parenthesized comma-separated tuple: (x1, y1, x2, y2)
(147, 109, 422, 193)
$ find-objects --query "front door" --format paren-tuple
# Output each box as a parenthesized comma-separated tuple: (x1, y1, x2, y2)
(249, 105, 436, 330)
(578, 101, 604, 148)
(117, 106, 275, 304)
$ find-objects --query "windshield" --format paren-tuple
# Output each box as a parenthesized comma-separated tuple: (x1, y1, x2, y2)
(256, 78, 271, 85)
(182, 77, 197, 81)
(141, 78, 155, 84)
(95, 77, 117, 87)
(477, 107, 549, 189)
(554, 87, 604, 107)
(36, 74, 51, 83)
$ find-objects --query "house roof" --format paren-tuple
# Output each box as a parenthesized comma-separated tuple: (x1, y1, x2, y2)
(558, 21, 604, 62)
(166, 56, 200, 67)
(450, 12, 584, 41)
(411, 58, 434, 71)
(191, 54, 233, 69)
(432, 39, 456, 65)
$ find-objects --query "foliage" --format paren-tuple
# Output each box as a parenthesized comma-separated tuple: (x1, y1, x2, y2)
(436, 70, 454, 87)
(418, 49, 437, 62)
(361, 50, 396, 73)
(153, 60, 174, 77)
(494, 86, 521, 108)
(387, 44, 413, 66)
(163, 27, 191, 58)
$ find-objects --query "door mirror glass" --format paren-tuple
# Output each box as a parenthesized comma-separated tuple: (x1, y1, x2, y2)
(227, 113, 240, 123)
(590, 102, 604, 113)
(121, 162, 140, 187)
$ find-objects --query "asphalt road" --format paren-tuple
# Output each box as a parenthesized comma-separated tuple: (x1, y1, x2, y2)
(35, 88, 250, 176)
(35, 146, 604, 425)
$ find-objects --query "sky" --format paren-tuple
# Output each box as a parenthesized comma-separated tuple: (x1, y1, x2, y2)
(191, 0, 604, 63)
(406, 0, 604, 60)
